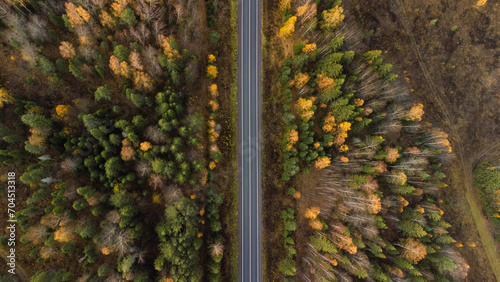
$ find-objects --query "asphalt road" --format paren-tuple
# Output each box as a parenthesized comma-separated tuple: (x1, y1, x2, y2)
(238, 0, 262, 280)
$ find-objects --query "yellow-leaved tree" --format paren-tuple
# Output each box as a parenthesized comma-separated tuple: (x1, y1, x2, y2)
(55, 105, 70, 121)
(280, 16, 297, 38)
(0, 87, 15, 108)
(477, 0, 487, 6)
(99, 10, 116, 28)
(75, 6, 91, 23)
(120, 61, 132, 78)
(302, 43, 317, 54)
(207, 65, 218, 79)
(296, 98, 314, 121)
(321, 6, 344, 30)
(158, 35, 182, 60)
(279, 0, 291, 12)
(111, 0, 127, 17)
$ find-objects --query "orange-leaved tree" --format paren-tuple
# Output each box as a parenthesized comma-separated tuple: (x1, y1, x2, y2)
(99, 10, 116, 28)
(305, 207, 321, 219)
(290, 72, 310, 89)
(133, 71, 154, 91)
(158, 35, 182, 60)
(54, 226, 75, 243)
(385, 147, 400, 163)
(399, 238, 427, 264)
(59, 41, 76, 59)
(322, 112, 336, 132)
(285, 128, 299, 150)
(296, 3, 317, 23)
(209, 84, 218, 98)
(314, 156, 331, 170)
(120, 61, 132, 78)
(109, 55, 121, 75)
(297, 98, 314, 121)
(405, 103, 424, 121)
(130, 51, 144, 70)
(316, 73, 336, 93)
(140, 141, 152, 151)
(121, 138, 136, 161)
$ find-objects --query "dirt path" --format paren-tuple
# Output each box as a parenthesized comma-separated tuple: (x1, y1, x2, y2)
(1, 250, 29, 282)
(393, 0, 500, 279)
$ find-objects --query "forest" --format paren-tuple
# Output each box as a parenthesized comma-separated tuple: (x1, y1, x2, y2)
(0, 0, 238, 280)
(0, 0, 498, 280)
(260, 0, 496, 281)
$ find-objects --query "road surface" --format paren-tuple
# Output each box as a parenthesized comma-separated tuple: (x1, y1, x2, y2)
(238, 0, 262, 280)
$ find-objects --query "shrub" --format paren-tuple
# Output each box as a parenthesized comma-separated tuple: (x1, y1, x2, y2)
(209, 31, 221, 44)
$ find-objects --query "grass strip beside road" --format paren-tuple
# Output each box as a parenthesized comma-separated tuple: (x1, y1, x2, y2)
(227, 0, 239, 280)
(261, 0, 288, 280)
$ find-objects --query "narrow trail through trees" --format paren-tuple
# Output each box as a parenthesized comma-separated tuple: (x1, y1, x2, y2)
(393, 0, 500, 279)
(1, 250, 29, 282)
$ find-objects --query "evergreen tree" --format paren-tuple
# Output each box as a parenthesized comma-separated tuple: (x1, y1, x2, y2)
(120, 8, 137, 26)
(110, 190, 134, 208)
(155, 198, 203, 281)
(113, 45, 130, 62)
(37, 57, 55, 76)
(95, 85, 112, 102)
(105, 157, 123, 180)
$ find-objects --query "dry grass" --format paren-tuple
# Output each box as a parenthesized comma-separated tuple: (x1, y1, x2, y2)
(261, 1, 290, 280)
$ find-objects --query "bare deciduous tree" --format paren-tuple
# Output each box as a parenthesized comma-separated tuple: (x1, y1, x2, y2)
(130, 22, 151, 46)
(163, 185, 182, 204)
(144, 125, 166, 144)
(27, 14, 48, 41)
(135, 0, 163, 23)
(27, 224, 47, 245)
(135, 160, 151, 178)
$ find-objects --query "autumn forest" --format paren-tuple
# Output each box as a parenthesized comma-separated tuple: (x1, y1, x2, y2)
(0, 0, 499, 281)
